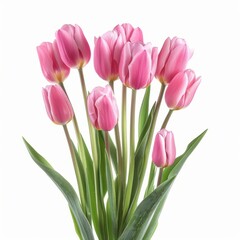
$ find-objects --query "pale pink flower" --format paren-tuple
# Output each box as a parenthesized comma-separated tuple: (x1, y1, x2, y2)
(113, 23, 143, 43)
(119, 42, 158, 89)
(37, 41, 70, 83)
(165, 69, 201, 110)
(155, 37, 193, 84)
(42, 85, 73, 125)
(56, 24, 91, 68)
(94, 30, 124, 81)
(87, 85, 119, 131)
(152, 129, 176, 168)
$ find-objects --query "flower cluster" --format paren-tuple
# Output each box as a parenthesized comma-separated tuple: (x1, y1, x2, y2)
(26, 22, 204, 240)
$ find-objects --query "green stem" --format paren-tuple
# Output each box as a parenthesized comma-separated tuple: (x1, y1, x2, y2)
(145, 108, 174, 197)
(122, 85, 127, 185)
(60, 82, 87, 172)
(78, 67, 102, 238)
(125, 84, 165, 224)
(161, 109, 174, 129)
(123, 89, 136, 220)
(62, 125, 87, 216)
(78, 68, 98, 167)
(109, 81, 123, 186)
(157, 167, 164, 186)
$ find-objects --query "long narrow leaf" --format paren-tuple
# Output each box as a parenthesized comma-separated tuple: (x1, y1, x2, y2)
(23, 138, 94, 240)
(143, 129, 207, 239)
(162, 129, 207, 181)
(118, 177, 175, 240)
(138, 86, 151, 138)
(131, 103, 156, 200)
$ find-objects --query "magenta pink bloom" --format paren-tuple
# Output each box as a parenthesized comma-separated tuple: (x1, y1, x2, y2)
(165, 69, 201, 110)
(152, 129, 176, 168)
(113, 23, 143, 43)
(155, 37, 193, 84)
(37, 41, 70, 83)
(56, 24, 91, 68)
(87, 85, 118, 131)
(94, 30, 124, 81)
(119, 42, 158, 89)
(42, 85, 74, 125)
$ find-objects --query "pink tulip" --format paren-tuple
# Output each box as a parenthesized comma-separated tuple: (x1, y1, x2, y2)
(165, 69, 201, 110)
(56, 24, 91, 68)
(155, 37, 193, 84)
(113, 23, 143, 43)
(152, 129, 176, 168)
(37, 41, 70, 83)
(119, 42, 158, 89)
(87, 85, 118, 131)
(94, 30, 124, 81)
(42, 85, 74, 125)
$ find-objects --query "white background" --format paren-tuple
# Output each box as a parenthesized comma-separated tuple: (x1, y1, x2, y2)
(1, 0, 240, 239)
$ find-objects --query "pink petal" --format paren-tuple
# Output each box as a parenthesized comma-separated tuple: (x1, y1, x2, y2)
(95, 95, 118, 131)
(152, 133, 167, 167)
(128, 49, 151, 89)
(94, 37, 112, 80)
(165, 131, 176, 166)
(119, 42, 132, 85)
(155, 37, 171, 77)
(56, 29, 80, 68)
(165, 72, 188, 109)
(74, 25, 91, 65)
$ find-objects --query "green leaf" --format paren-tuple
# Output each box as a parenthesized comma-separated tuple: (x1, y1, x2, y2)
(131, 103, 155, 200)
(162, 129, 208, 182)
(80, 135, 101, 238)
(97, 131, 117, 239)
(70, 208, 83, 240)
(138, 86, 151, 138)
(118, 177, 175, 240)
(109, 134, 118, 173)
(142, 195, 167, 240)
(144, 164, 156, 198)
(143, 129, 208, 239)
(23, 138, 94, 240)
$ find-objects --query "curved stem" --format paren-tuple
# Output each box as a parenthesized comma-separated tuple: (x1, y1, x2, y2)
(109, 81, 123, 186)
(161, 109, 174, 129)
(63, 125, 86, 216)
(123, 89, 136, 219)
(125, 84, 165, 224)
(78, 68, 98, 167)
(122, 85, 127, 185)
(157, 167, 164, 186)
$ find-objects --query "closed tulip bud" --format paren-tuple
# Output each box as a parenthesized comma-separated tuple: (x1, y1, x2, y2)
(37, 41, 70, 83)
(155, 37, 193, 84)
(42, 85, 74, 125)
(119, 42, 158, 90)
(152, 129, 176, 168)
(113, 23, 143, 43)
(165, 69, 201, 110)
(87, 85, 119, 131)
(56, 24, 91, 69)
(94, 30, 124, 81)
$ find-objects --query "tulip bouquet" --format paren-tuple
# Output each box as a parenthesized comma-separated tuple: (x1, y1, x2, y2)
(23, 23, 207, 240)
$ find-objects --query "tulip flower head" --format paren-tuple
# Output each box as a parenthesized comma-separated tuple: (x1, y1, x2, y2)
(165, 69, 201, 110)
(113, 23, 144, 44)
(119, 42, 158, 90)
(155, 37, 193, 84)
(42, 85, 74, 125)
(37, 41, 70, 83)
(87, 85, 119, 131)
(56, 24, 91, 69)
(94, 30, 124, 81)
(152, 129, 176, 168)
